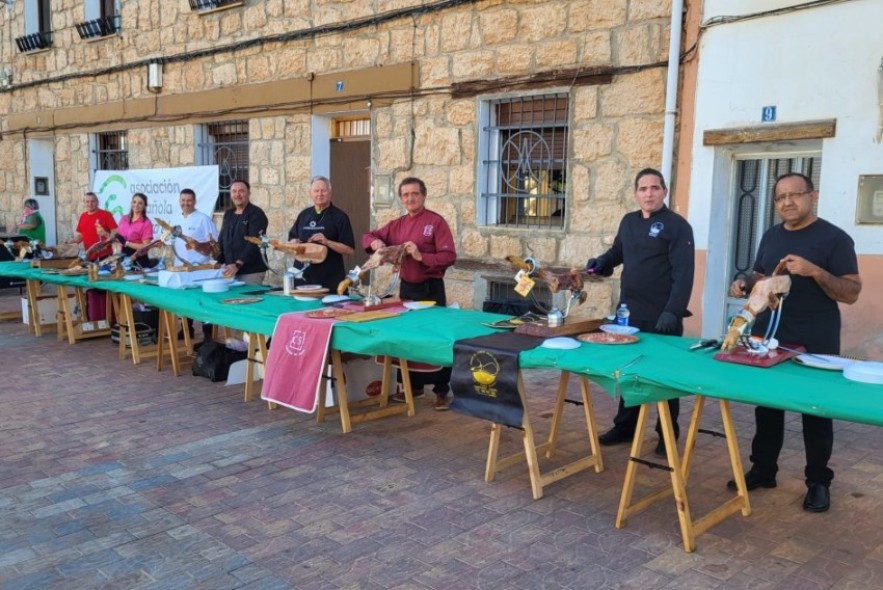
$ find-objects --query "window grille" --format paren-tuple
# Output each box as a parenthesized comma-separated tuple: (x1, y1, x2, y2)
(199, 120, 250, 212)
(487, 279, 551, 309)
(188, 0, 243, 11)
(75, 16, 120, 40)
(480, 94, 569, 229)
(95, 131, 129, 170)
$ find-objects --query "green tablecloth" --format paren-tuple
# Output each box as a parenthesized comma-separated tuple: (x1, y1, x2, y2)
(4, 261, 883, 426)
(0, 261, 319, 334)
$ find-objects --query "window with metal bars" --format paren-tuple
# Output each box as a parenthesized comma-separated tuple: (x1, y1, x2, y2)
(485, 279, 551, 312)
(479, 94, 569, 229)
(198, 120, 250, 212)
(94, 131, 129, 170)
(76, 0, 121, 40)
(16, 0, 53, 52)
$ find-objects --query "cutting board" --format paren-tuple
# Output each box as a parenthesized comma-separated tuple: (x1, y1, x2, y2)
(339, 310, 400, 323)
(514, 318, 606, 337)
(291, 288, 329, 297)
(714, 344, 804, 368)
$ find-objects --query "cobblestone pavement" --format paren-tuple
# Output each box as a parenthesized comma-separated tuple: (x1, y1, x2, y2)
(2, 299, 883, 589)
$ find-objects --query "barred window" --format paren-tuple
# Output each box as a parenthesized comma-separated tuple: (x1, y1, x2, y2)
(198, 120, 249, 212)
(479, 94, 569, 229)
(94, 131, 129, 170)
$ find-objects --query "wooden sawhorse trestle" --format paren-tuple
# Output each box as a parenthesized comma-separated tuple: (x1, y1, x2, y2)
(485, 371, 604, 500)
(316, 351, 417, 434)
(616, 395, 751, 552)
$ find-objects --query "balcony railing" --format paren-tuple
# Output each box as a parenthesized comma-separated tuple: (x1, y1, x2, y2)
(15, 31, 53, 53)
(188, 0, 243, 11)
(75, 16, 121, 40)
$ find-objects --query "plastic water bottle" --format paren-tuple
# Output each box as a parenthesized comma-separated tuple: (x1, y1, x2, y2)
(616, 303, 630, 327)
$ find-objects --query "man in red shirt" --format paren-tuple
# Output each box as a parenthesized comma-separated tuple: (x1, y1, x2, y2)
(71, 191, 118, 322)
(363, 177, 457, 409)
(73, 192, 118, 261)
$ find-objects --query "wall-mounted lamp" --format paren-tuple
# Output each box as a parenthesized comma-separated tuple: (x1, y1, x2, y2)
(0, 66, 11, 88)
(147, 61, 163, 93)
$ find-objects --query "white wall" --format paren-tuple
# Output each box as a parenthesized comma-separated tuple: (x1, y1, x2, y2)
(690, 0, 883, 254)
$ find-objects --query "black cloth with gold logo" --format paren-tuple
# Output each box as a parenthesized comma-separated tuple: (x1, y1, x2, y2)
(450, 333, 541, 428)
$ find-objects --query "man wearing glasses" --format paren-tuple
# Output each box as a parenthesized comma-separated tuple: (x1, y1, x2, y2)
(728, 172, 862, 513)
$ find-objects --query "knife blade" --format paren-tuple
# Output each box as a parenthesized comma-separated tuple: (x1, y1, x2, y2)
(775, 345, 830, 364)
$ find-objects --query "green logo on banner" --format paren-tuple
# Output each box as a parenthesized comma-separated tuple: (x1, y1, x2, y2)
(97, 174, 127, 217)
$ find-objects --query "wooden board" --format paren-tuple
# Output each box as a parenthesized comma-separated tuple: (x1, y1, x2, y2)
(351, 298, 403, 312)
(31, 258, 79, 269)
(338, 310, 400, 323)
(164, 263, 219, 272)
(515, 318, 605, 338)
(714, 344, 804, 368)
(291, 288, 329, 297)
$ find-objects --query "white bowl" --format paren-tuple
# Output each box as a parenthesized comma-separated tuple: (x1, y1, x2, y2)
(600, 324, 640, 336)
(844, 361, 883, 384)
(202, 279, 230, 293)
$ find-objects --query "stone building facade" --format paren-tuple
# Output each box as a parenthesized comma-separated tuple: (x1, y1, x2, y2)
(0, 0, 673, 317)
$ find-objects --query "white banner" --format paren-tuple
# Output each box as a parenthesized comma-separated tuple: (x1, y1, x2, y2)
(91, 166, 219, 238)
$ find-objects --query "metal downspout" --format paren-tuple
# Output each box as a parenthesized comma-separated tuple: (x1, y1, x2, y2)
(661, 0, 685, 191)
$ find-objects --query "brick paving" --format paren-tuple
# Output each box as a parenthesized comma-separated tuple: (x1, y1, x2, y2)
(2, 291, 883, 589)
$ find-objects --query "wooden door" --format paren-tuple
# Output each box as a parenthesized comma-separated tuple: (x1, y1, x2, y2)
(330, 139, 371, 271)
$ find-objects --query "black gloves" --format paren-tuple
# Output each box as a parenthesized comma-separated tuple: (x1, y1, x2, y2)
(654, 311, 679, 335)
(585, 257, 613, 277)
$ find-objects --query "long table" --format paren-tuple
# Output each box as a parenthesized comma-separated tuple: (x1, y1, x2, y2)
(4, 260, 883, 551)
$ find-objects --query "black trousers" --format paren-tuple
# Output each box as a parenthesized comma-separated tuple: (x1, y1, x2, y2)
(750, 406, 834, 487)
(610, 317, 681, 437)
(397, 278, 451, 396)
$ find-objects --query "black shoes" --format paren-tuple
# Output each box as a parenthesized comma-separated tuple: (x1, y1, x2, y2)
(654, 438, 667, 457)
(803, 483, 830, 512)
(598, 427, 633, 446)
(727, 468, 777, 491)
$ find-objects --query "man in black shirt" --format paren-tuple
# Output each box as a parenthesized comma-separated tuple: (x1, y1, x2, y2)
(728, 172, 861, 513)
(218, 180, 268, 284)
(585, 168, 695, 456)
(287, 176, 355, 291)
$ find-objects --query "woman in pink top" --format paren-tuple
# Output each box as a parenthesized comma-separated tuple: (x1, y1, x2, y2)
(117, 193, 156, 267)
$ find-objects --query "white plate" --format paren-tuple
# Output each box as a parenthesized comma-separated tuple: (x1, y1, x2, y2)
(123, 274, 142, 281)
(600, 324, 640, 336)
(540, 337, 581, 350)
(793, 354, 855, 371)
(229, 280, 245, 287)
(844, 361, 883, 384)
(297, 284, 323, 292)
(294, 295, 316, 302)
(403, 301, 435, 310)
(322, 294, 351, 304)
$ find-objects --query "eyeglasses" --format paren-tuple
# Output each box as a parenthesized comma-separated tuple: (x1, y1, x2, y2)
(773, 190, 812, 204)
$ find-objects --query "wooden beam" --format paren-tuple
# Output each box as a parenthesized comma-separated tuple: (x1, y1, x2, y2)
(703, 119, 836, 146)
(451, 66, 614, 99)
(4, 62, 416, 136)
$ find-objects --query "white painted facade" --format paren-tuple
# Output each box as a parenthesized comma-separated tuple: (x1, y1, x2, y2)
(688, 0, 883, 343)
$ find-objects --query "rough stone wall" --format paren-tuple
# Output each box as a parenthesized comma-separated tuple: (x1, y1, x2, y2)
(0, 0, 671, 315)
